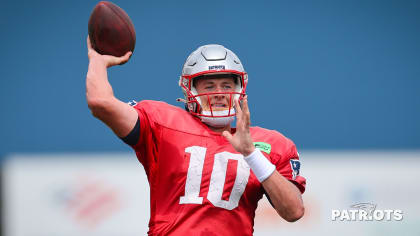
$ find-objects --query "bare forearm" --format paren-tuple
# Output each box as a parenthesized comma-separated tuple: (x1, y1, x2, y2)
(262, 171, 304, 222)
(85, 57, 137, 137)
(86, 57, 115, 103)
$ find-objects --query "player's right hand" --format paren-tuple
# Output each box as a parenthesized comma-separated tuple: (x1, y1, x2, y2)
(87, 35, 132, 68)
(222, 96, 256, 157)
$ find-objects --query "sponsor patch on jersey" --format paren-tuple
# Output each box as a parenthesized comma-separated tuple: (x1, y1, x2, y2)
(290, 159, 301, 180)
(127, 100, 137, 106)
(208, 65, 225, 70)
(253, 142, 271, 154)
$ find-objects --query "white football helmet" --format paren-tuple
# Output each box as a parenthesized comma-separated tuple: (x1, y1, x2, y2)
(178, 44, 248, 127)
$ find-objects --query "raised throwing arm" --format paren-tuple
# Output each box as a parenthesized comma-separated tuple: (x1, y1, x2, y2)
(86, 36, 138, 138)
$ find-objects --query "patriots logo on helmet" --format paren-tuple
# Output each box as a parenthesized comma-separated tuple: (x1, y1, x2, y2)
(290, 159, 301, 180)
(208, 65, 225, 70)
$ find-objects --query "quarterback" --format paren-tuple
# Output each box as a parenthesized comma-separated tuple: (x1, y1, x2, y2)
(86, 37, 306, 235)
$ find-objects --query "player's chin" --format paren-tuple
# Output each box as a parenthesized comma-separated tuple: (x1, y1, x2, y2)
(203, 106, 231, 112)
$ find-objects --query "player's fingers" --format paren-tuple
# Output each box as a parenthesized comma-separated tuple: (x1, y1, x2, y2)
(234, 98, 242, 115)
(242, 96, 251, 128)
(235, 115, 244, 132)
(118, 51, 132, 65)
(236, 99, 247, 130)
(124, 51, 132, 60)
(242, 96, 250, 114)
(105, 52, 131, 66)
(115, 51, 132, 65)
(222, 130, 233, 143)
(234, 99, 244, 128)
(103, 55, 119, 67)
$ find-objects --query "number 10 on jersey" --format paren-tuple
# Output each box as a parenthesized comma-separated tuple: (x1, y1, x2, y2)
(179, 146, 251, 210)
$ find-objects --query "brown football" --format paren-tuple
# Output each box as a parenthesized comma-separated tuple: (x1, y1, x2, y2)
(88, 1, 136, 57)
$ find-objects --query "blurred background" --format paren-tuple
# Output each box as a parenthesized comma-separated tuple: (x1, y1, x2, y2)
(1, 0, 419, 235)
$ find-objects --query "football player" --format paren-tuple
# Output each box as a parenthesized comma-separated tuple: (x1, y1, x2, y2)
(86, 36, 306, 235)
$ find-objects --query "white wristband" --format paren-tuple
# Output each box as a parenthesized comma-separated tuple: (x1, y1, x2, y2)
(244, 148, 276, 182)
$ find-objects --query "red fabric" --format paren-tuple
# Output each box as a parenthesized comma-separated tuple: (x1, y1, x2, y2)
(130, 100, 306, 236)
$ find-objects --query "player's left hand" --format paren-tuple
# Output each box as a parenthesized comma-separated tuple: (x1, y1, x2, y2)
(222, 96, 256, 156)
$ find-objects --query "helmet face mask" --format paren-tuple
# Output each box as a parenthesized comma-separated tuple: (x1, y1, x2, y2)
(179, 45, 248, 127)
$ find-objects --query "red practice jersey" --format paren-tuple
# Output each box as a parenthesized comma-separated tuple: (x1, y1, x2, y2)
(129, 100, 306, 236)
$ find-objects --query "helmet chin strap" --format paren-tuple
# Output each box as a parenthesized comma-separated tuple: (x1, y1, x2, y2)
(201, 109, 235, 128)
